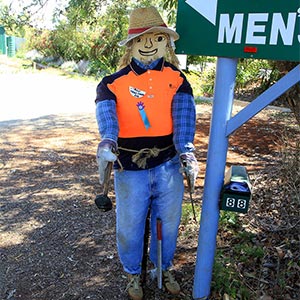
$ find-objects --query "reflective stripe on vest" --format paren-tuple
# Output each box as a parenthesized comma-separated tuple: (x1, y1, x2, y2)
(108, 66, 183, 138)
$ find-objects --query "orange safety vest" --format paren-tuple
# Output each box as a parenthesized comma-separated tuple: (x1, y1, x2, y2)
(108, 66, 183, 138)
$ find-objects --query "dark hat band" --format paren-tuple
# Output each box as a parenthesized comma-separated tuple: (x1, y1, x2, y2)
(128, 23, 167, 34)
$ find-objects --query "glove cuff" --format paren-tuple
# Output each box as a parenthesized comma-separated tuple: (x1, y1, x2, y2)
(99, 139, 117, 152)
(180, 152, 196, 160)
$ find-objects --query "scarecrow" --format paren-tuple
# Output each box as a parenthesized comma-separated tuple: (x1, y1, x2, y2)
(95, 6, 199, 300)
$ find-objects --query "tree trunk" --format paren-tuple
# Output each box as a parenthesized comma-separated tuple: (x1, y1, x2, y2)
(273, 61, 300, 126)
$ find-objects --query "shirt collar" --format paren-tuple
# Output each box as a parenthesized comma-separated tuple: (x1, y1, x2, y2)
(130, 57, 165, 75)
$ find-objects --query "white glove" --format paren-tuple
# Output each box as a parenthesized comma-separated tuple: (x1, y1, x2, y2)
(180, 152, 199, 192)
(96, 140, 117, 184)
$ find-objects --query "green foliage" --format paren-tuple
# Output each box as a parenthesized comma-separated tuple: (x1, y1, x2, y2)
(22, 0, 129, 74)
(0, 2, 28, 36)
(233, 243, 264, 263)
(219, 211, 240, 230)
(201, 67, 215, 97)
(184, 71, 203, 97)
(212, 253, 251, 300)
(210, 211, 266, 299)
(211, 213, 263, 299)
(65, 0, 108, 26)
(93, 1, 128, 71)
(184, 56, 217, 98)
(187, 55, 216, 69)
(181, 202, 200, 225)
(25, 24, 94, 60)
(26, 29, 54, 57)
(162, 0, 178, 24)
(50, 24, 94, 60)
(235, 59, 273, 92)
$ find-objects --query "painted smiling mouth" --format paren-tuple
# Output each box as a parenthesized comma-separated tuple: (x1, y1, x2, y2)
(138, 49, 158, 56)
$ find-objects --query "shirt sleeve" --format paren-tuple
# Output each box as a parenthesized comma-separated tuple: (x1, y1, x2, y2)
(95, 78, 116, 103)
(172, 92, 196, 154)
(95, 100, 119, 142)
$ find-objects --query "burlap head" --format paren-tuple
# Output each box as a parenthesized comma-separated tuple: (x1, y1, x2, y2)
(119, 6, 179, 46)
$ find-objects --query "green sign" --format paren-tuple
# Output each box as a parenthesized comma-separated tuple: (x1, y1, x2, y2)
(175, 0, 300, 61)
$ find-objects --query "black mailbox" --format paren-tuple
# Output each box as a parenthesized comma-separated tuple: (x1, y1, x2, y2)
(220, 165, 252, 213)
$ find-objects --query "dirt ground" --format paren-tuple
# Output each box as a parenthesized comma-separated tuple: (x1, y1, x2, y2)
(0, 68, 299, 299)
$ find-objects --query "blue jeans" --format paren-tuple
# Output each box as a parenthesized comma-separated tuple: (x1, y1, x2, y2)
(114, 155, 184, 274)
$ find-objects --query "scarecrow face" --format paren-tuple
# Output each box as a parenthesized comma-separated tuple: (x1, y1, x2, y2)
(132, 32, 168, 64)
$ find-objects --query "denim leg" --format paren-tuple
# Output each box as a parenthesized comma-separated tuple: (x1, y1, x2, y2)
(114, 155, 184, 274)
(148, 155, 184, 270)
(114, 168, 151, 274)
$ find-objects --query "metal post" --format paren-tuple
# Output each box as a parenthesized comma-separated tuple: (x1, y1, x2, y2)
(193, 57, 238, 299)
(156, 218, 162, 289)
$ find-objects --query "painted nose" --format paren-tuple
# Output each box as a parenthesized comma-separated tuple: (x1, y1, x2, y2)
(144, 38, 153, 48)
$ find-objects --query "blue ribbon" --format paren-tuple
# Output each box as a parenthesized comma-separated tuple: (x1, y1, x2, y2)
(139, 109, 151, 129)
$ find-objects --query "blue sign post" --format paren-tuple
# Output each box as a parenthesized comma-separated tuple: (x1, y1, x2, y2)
(192, 59, 299, 300)
(175, 1, 300, 299)
(193, 57, 238, 299)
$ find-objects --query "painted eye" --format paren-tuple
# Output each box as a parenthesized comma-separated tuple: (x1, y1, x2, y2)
(155, 35, 166, 42)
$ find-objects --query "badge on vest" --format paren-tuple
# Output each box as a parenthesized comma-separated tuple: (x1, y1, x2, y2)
(129, 86, 146, 98)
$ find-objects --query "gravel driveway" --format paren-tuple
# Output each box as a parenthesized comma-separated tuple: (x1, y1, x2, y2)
(0, 60, 98, 122)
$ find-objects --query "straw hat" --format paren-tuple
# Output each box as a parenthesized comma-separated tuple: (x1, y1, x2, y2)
(119, 6, 179, 46)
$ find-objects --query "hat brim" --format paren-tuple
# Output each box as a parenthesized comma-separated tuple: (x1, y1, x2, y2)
(118, 27, 179, 46)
